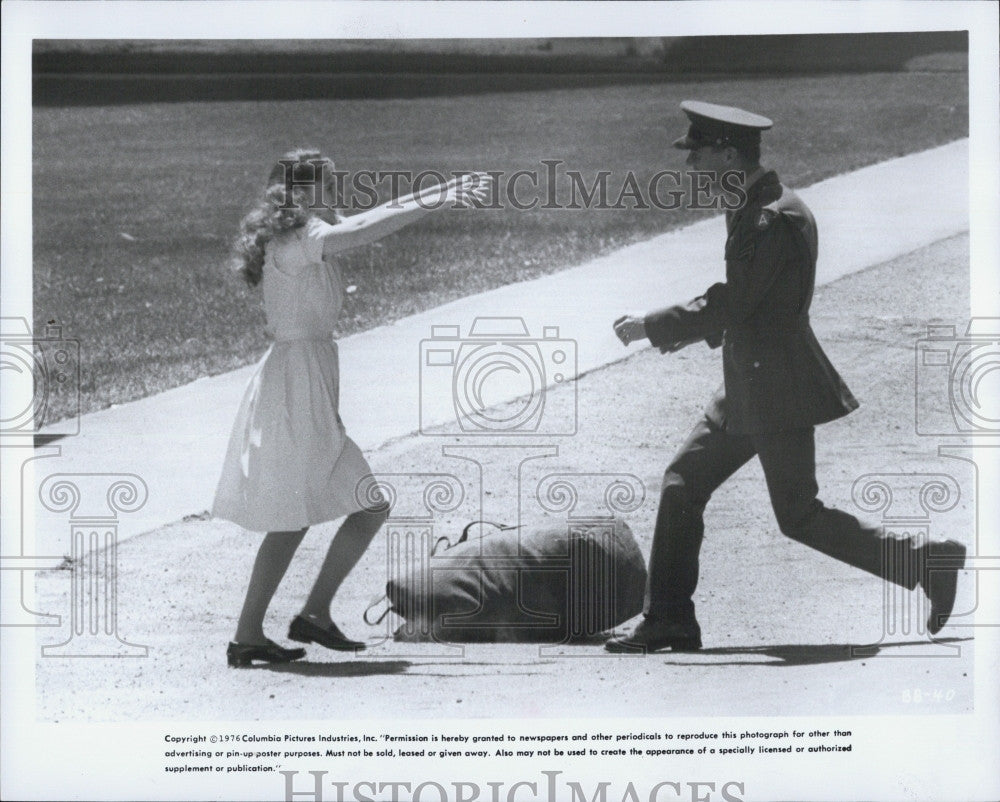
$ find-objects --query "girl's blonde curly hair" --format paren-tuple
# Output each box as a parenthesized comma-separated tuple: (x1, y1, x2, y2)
(232, 149, 342, 287)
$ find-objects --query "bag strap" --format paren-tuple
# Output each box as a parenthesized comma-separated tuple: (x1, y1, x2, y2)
(363, 594, 392, 626)
(432, 519, 519, 555)
(365, 521, 521, 626)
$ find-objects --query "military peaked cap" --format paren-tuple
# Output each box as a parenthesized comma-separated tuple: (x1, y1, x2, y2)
(673, 100, 773, 150)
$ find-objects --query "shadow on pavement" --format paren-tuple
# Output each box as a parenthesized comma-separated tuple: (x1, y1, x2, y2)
(241, 638, 972, 672)
(260, 659, 412, 677)
(653, 637, 973, 667)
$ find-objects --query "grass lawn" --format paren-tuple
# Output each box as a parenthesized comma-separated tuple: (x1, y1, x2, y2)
(32, 71, 967, 423)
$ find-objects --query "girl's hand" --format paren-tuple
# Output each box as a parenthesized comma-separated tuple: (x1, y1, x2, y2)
(448, 172, 492, 207)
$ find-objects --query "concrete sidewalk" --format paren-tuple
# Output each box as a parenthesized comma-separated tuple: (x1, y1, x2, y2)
(29, 139, 968, 550)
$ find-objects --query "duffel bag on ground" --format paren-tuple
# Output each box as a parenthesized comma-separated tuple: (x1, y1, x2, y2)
(373, 517, 647, 643)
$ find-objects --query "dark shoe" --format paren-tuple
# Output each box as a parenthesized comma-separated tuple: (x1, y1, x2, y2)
(605, 617, 702, 653)
(288, 615, 366, 651)
(921, 539, 966, 635)
(226, 640, 305, 668)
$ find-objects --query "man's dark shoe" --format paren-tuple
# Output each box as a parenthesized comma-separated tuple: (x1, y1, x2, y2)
(288, 615, 367, 651)
(921, 539, 966, 635)
(605, 617, 702, 653)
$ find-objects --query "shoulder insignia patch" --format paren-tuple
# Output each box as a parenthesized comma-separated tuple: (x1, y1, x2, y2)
(755, 208, 778, 230)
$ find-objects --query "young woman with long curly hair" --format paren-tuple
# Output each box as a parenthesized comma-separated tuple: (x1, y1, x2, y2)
(214, 149, 489, 667)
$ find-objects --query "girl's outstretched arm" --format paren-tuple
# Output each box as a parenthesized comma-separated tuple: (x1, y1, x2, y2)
(320, 173, 491, 258)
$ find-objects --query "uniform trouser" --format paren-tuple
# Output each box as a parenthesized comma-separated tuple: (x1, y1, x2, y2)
(644, 414, 923, 623)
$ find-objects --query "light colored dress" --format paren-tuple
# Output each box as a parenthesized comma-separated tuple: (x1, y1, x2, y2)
(212, 217, 375, 532)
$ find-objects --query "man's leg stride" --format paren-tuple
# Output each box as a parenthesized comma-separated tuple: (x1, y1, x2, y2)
(606, 415, 755, 653)
(754, 427, 966, 635)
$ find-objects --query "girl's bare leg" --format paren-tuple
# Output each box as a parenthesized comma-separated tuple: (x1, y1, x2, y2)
(299, 509, 386, 626)
(234, 528, 308, 644)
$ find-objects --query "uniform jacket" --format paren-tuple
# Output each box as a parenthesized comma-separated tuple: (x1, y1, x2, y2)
(644, 170, 858, 435)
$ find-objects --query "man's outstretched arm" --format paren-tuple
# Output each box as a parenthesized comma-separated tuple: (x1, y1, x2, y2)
(614, 287, 726, 353)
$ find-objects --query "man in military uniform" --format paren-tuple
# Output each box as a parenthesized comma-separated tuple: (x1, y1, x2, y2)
(606, 100, 966, 652)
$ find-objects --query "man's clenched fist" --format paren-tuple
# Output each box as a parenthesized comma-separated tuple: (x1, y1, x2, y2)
(613, 313, 648, 346)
